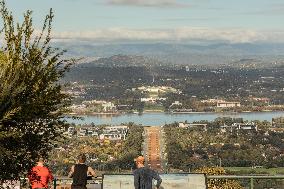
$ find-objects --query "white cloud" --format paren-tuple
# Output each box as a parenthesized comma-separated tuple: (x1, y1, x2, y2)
(2, 27, 282, 44)
(106, 0, 190, 8)
(51, 27, 284, 43)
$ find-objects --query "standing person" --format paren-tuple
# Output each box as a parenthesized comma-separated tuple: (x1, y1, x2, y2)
(28, 157, 54, 189)
(133, 156, 162, 189)
(68, 154, 96, 189)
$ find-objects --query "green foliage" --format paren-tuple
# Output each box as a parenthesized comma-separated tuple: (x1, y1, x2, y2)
(48, 123, 144, 174)
(64, 60, 284, 108)
(195, 167, 243, 189)
(164, 120, 284, 171)
(0, 0, 73, 180)
(49, 136, 120, 176)
(113, 123, 144, 169)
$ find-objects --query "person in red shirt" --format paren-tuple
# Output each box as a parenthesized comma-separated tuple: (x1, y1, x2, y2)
(28, 157, 54, 189)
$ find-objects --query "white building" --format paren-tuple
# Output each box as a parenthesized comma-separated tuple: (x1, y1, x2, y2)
(217, 101, 240, 108)
(100, 125, 129, 140)
(178, 122, 207, 131)
(67, 126, 75, 136)
(178, 122, 189, 128)
(103, 125, 128, 133)
(137, 86, 177, 93)
(141, 97, 158, 103)
(99, 133, 126, 141)
(170, 101, 182, 107)
(201, 99, 220, 103)
(221, 122, 257, 133)
(102, 102, 116, 112)
(140, 97, 167, 103)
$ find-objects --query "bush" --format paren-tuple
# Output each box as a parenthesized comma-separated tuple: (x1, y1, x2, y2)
(195, 167, 243, 189)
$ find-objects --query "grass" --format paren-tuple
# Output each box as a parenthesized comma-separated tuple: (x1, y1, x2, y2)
(144, 104, 165, 112)
(224, 167, 284, 175)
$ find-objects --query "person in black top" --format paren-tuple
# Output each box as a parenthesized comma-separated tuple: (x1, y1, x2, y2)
(68, 154, 96, 189)
(133, 156, 162, 189)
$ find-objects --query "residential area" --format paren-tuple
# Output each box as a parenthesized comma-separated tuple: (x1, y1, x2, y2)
(64, 125, 128, 141)
(165, 117, 284, 171)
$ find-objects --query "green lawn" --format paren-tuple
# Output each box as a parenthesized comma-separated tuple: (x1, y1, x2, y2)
(225, 167, 284, 175)
(144, 104, 165, 112)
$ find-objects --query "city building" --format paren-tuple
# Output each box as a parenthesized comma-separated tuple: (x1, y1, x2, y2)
(170, 101, 182, 107)
(201, 99, 220, 103)
(102, 102, 116, 112)
(140, 97, 167, 103)
(178, 122, 207, 131)
(217, 101, 241, 108)
(220, 122, 257, 133)
(100, 126, 129, 141)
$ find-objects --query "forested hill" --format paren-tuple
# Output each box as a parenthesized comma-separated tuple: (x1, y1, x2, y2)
(81, 54, 163, 67)
(55, 42, 284, 65)
(62, 54, 284, 84)
(62, 54, 161, 84)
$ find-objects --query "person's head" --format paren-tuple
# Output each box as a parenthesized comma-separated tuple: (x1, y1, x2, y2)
(36, 157, 45, 166)
(38, 157, 44, 163)
(78, 154, 86, 163)
(134, 156, 145, 167)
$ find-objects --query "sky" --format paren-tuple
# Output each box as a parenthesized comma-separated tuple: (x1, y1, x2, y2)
(4, 0, 284, 43)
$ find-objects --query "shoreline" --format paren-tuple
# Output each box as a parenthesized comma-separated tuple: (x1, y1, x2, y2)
(64, 111, 284, 125)
(67, 110, 284, 117)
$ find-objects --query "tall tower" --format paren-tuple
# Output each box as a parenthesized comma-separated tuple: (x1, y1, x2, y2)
(185, 66, 189, 72)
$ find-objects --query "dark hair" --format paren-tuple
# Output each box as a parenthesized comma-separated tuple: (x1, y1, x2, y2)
(78, 154, 86, 163)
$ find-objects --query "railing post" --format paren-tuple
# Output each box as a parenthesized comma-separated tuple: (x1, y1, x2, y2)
(53, 177, 57, 189)
(250, 177, 254, 189)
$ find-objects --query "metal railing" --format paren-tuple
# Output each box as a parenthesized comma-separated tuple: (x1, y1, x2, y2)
(207, 175, 284, 189)
(16, 175, 284, 189)
(53, 177, 102, 189)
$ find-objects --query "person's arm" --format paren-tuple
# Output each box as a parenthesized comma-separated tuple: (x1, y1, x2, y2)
(48, 168, 54, 181)
(151, 170, 162, 188)
(27, 169, 33, 182)
(68, 165, 75, 178)
(27, 168, 35, 187)
(133, 170, 140, 189)
(87, 167, 96, 177)
(47, 168, 54, 188)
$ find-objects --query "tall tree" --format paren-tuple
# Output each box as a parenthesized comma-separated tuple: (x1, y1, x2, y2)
(0, 0, 73, 180)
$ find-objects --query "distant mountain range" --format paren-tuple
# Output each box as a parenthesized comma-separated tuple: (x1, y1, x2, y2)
(88, 54, 162, 67)
(54, 42, 284, 65)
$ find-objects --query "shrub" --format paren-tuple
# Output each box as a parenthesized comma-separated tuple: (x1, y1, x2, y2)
(195, 167, 243, 189)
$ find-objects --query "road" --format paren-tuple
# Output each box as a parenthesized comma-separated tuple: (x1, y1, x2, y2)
(144, 127, 163, 172)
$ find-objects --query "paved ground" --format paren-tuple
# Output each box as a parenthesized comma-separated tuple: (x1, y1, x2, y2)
(144, 127, 163, 171)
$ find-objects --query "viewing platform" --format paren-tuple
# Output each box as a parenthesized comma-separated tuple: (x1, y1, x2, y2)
(9, 174, 284, 189)
(55, 174, 284, 189)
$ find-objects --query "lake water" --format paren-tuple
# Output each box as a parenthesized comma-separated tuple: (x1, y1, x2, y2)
(65, 111, 284, 125)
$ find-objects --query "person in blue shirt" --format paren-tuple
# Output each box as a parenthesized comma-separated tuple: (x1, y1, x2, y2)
(133, 156, 162, 189)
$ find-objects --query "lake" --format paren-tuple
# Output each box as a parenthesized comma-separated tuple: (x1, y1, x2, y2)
(65, 111, 284, 125)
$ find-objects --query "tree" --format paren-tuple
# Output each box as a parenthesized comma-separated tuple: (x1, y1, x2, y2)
(0, 0, 73, 180)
